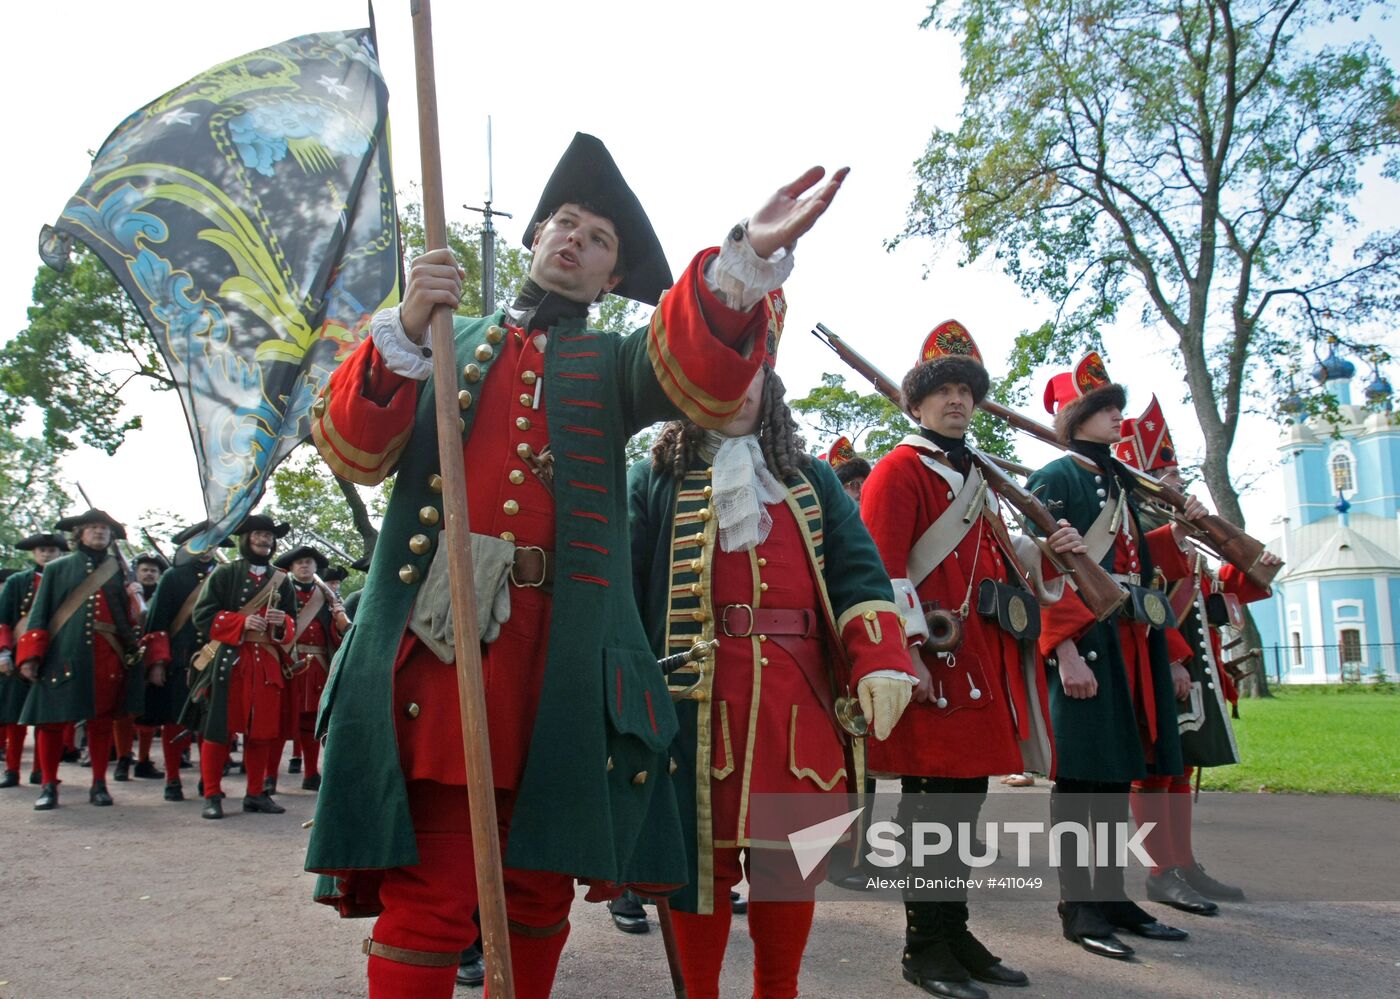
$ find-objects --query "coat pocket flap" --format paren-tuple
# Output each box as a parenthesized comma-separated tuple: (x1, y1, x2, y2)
(603, 646, 679, 751)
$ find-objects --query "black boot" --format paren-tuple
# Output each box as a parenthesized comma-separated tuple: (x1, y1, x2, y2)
(90, 780, 114, 806)
(301, 774, 321, 792)
(0, 770, 18, 788)
(61, 747, 80, 763)
(164, 781, 185, 802)
(947, 920, 1028, 988)
(288, 756, 302, 774)
(607, 891, 649, 933)
(114, 754, 132, 782)
(202, 793, 225, 820)
(1181, 863, 1246, 901)
(34, 782, 59, 810)
(243, 792, 285, 814)
(902, 901, 986, 999)
(134, 759, 164, 780)
(29, 768, 41, 785)
(1146, 867, 1219, 915)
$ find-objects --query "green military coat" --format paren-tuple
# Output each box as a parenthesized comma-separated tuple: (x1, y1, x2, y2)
(18, 549, 143, 725)
(140, 559, 214, 725)
(0, 567, 41, 723)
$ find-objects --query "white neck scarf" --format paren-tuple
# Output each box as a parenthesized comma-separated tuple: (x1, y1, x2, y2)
(708, 432, 787, 552)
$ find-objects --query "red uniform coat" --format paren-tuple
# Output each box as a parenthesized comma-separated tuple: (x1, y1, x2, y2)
(1161, 558, 1271, 706)
(289, 584, 343, 716)
(861, 439, 1049, 778)
(206, 570, 296, 741)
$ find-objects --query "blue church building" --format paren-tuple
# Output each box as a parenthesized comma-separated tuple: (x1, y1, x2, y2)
(1254, 342, 1399, 683)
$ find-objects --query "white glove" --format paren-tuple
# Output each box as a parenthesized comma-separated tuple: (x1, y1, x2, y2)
(858, 674, 914, 741)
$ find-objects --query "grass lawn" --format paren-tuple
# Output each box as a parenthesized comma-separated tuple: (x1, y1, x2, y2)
(1198, 685, 1400, 796)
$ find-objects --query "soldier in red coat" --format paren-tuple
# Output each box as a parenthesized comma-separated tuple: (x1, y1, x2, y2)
(0, 531, 69, 788)
(274, 545, 348, 792)
(861, 322, 1085, 999)
(1114, 399, 1280, 914)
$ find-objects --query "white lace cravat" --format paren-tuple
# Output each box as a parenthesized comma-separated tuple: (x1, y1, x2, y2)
(709, 434, 786, 553)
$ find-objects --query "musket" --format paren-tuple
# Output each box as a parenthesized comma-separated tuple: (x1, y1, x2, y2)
(409, 3, 515, 994)
(140, 529, 173, 570)
(304, 528, 357, 566)
(976, 399, 1282, 590)
(810, 325, 1126, 620)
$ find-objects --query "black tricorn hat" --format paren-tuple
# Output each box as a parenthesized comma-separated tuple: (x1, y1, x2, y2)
(350, 554, 372, 572)
(274, 545, 329, 572)
(322, 564, 350, 582)
(56, 508, 127, 540)
(172, 521, 236, 549)
(233, 514, 291, 538)
(523, 132, 672, 306)
(134, 552, 167, 570)
(16, 532, 70, 552)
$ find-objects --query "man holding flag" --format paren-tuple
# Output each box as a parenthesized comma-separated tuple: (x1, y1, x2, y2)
(306, 132, 848, 997)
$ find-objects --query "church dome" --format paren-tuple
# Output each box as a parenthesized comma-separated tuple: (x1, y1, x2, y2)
(1311, 338, 1356, 384)
(1365, 373, 1392, 406)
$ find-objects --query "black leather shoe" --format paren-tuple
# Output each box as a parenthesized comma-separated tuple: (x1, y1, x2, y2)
(730, 889, 748, 914)
(263, 776, 278, 796)
(197, 778, 204, 797)
(828, 871, 873, 891)
(34, 782, 59, 810)
(202, 794, 225, 820)
(970, 962, 1029, 987)
(114, 755, 132, 782)
(1073, 934, 1135, 960)
(1147, 868, 1219, 915)
(608, 893, 650, 933)
(1182, 863, 1246, 902)
(243, 793, 285, 814)
(456, 946, 485, 988)
(61, 748, 80, 763)
(901, 967, 989, 999)
(301, 774, 321, 791)
(134, 759, 164, 780)
(0, 770, 18, 788)
(29, 768, 41, 785)
(90, 780, 114, 806)
(164, 782, 184, 802)
(288, 757, 302, 774)
(1118, 920, 1188, 941)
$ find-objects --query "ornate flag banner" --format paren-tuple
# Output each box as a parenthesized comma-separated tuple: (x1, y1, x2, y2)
(39, 27, 399, 553)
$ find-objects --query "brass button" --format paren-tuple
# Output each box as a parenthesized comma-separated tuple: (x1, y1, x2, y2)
(458, 390, 473, 410)
(474, 343, 494, 362)
(522, 370, 537, 386)
(690, 688, 708, 702)
(698, 508, 712, 521)
(419, 506, 440, 526)
(405, 702, 420, 719)
(516, 417, 531, 431)
(689, 558, 704, 572)
(758, 634, 768, 643)
(760, 657, 770, 666)
(500, 531, 516, 543)
(311, 397, 327, 418)
(398, 565, 420, 584)
(427, 474, 443, 493)
(703, 485, 713, 498)
(458, 417, 466, 434)
(517, 443, 532, 459)
(691, 610, 707, 622)
(757, 557, 767, 567)
(486, 325, 505, 344)
(690, 583, 704, 596)
(462, 363, 482, 383)
(759, 582, 769, 592)
(606, 756, 614, 772)
(863, 610, 877, 621)
(519, 393, 532, 407)
(409, 533, 432, 555)
(503, 500, 520, 516)
(632, 771, 648, 786)
(509, 469, 526, 485)
(705, 468, 713, 479)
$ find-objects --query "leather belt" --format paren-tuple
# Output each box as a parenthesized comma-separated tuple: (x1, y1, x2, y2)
(719, 604, 817, 639)
(1110, 572, 1142, 587)
(294, 644, 329, 657)
(361, 938, 459, 967)
(92, 622, 128, 659)
(510, 546, 554, 589)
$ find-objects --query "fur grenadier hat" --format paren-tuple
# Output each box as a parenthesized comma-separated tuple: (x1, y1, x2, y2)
(1115, 394, 1177, 472)
(900, 319, 991, 413)
(821, 435, 871, 486)
(1043, 351, 1127, 444)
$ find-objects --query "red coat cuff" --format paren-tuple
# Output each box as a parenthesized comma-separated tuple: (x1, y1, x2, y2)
(0, 623, 13, 653)
(210, 611, 247, 645)
(143, 631, 172, 666)
(311, 336, 419, 485)
(1146, 524, 1191, 581)
(1219, 562, 1271, 603)
(16, 628, 48, 666)
(840, 608, 916, 684)
(1037, 590, 1097, 657)
(1165, 627, 1193, 665)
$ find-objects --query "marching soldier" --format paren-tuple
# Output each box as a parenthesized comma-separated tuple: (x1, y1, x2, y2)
(1029, 354, 1198, 959)
(0, 530, 69, 788)
(15, 510, 144, 809)
(140, 522, 223, 801)
(114, 551, 167, 782)
(1114, 399, 1280, 912)
(823, 435, 872, 502)
(860, 323, 1084, 999)
(305, 133, 845, 997)
(340, 555, 371, 620)
(629, 358, 914, 999)
(274, 544, 348, 791)
(179, 513, 296, 819)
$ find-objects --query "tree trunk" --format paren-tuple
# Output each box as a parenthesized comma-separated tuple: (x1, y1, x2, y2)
(336, 477, 379, 555)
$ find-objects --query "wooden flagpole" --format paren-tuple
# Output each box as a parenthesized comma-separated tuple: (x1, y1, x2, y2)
(408, 2, 515, 995)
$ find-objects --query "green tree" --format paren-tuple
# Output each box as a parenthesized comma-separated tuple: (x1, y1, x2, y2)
(899, 0, 1400, 531)
(0, 429, 73, 568)
(266, 444, 385, 564)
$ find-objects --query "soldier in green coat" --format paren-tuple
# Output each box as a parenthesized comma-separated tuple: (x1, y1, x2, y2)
(17, 510, 143, 809)
(0, 531, 69, 788)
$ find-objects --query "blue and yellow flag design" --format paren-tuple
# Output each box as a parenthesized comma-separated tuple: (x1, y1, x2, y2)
(40, 27, 399, 553)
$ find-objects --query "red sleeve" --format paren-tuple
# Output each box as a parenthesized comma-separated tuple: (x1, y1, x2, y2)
(840, 610, 917, 684)
(143, 631, 172, 667)
(0, 623, 13, 653)
(858, 447, 923, 580)
(1218, 561, 1271, 604)
(311, 335, 421, 485)
(210, 610, 246, 645)
(1165, 627, 1192, 665)
(1038, 590, 1098, 657)
(16, 628, 48, 666)
(1146, 524, 1191, 581)
(644, 249, 774, 428)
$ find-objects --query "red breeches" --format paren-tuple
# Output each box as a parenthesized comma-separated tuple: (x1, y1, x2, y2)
(1131, 768, 1195, 873)
(3, 723, 25, 772)
(162, 726, 190, 781)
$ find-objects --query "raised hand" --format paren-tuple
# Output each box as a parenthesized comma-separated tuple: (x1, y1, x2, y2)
(747, 166, 850, 259)
(400, 248, 466, 342)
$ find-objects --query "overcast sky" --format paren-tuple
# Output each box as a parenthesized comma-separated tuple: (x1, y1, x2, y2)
(3, 0, 1396, 542)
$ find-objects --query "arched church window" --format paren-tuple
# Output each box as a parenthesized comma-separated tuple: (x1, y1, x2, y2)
(1330, 452, 1355, 494)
